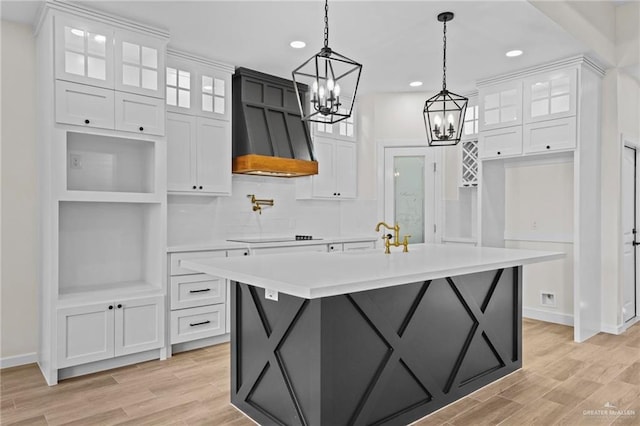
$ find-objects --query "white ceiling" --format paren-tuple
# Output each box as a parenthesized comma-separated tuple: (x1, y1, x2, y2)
(1, 0, 589, 94)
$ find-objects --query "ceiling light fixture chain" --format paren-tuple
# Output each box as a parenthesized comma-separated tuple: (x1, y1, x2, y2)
(442, 17, 447, 91)
(324, 0, 329, 49)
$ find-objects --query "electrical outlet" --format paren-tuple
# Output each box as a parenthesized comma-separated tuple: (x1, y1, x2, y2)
(265, 289, 278, 301)
(540, 292, 556, 307)
(70, 154, 83, 170)
(532, 221, 538, 230)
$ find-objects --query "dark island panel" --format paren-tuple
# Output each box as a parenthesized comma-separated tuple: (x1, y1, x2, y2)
(231, 266, 522, 426)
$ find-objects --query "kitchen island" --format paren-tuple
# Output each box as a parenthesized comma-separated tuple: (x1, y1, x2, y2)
(182, 244, 563, 426)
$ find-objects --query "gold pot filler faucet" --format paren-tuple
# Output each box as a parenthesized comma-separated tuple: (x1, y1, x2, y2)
(375, 222, 410, 254)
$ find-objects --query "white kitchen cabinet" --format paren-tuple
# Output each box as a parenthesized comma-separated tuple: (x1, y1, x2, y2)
(170, 304, 226, 344)
(479, 81, 522, 131)
(167, 112, 231, 195)
(312, 99, 356, 142)
(523, 116, 576, 154)
(297, 136, 356, 199)
(479, 126, 523, 160)
(115, 296, 164, 356)
(170, 274, 226, 310)
(523, 68, 577, 124)
(54, 15, 114, 88)
(55, 80, 114, 130)
(57, 295, 163, 368)
(57, 303, 115, 368)
(114, 29, 165, 99)
(166, 50, 233, 121)
(115, 91, 165, 136)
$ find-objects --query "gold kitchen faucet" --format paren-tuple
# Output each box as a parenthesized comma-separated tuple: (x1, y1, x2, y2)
(375, 222, 410, 254)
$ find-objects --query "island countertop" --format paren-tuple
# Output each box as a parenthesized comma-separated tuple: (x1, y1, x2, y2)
(181, 244, 564, 299)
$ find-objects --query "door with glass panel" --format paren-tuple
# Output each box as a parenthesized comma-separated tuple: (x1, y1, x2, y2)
(384, 148, 440, 245)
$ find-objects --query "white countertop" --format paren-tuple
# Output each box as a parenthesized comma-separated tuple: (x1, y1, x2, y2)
(181, 244, 564, 299)
(167, 235, 377, 253)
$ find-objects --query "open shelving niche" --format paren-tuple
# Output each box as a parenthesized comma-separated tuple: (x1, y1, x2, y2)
(57, 201, 164, 306)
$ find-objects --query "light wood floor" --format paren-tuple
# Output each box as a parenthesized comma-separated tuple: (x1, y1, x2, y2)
(1, 319, 639, 425)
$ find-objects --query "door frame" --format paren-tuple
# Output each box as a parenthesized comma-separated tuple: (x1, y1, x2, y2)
(376, 139, 443, 245)
(623, 134, 640, 330)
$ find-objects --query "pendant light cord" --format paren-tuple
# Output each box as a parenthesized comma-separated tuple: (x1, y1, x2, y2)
(442, 19, 447, 91)
(324, 0, 329, 48)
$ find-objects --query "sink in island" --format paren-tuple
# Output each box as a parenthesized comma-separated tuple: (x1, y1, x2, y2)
(182, 244, 563, 426)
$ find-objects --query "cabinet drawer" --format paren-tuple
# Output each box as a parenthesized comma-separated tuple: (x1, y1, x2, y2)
(479, 126, 522, 159)
(523, 117, 576, 154)
(170, 274, 226, 310)
(170, 304, 226, 344)
(115, 92, 165, 136)
(170, 250, 226, 276)
(55, 80, 114, 129)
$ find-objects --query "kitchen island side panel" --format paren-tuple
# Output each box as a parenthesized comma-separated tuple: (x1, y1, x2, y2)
(231, 266, 522, 426)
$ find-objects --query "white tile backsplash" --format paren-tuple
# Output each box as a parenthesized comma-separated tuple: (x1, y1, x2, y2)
(167, 175, 378, 246)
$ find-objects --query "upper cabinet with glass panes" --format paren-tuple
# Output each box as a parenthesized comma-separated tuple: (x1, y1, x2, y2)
(166, 50, 232, 120)
(54, 14, 167, 99)
(462, 100, 479, 139)
(478, 81, 522, 132)
(54, 15, 114, 88)
(312, 97, 356, 142)
(523, 69, 576, 123)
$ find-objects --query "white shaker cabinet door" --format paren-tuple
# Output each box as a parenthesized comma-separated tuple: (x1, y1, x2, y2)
(114, 296, 164, 357)
(167, 113, 197, 192)
(311, 137, 337, 198)
(115, 91, 165, 136)
(55, 80, 115, 129)
(335, 141, 357, 198)
(523, 116, 577, 154)
(54, 15, 114, 88)
(57, 303, 115, 368)
(196, 117, 231, 195)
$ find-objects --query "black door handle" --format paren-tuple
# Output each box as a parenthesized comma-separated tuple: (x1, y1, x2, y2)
(633, 241, 640, 246)
(189, 288, 211, 293)
(189, 320, 211, 327)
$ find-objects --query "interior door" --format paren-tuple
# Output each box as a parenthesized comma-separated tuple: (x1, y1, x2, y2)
(384, 147, 440, 244)
(623, 146, 637, 323)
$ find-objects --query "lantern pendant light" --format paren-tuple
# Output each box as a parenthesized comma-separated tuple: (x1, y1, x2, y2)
(424, 12, 468, 147)
(292, 0, 362, 124)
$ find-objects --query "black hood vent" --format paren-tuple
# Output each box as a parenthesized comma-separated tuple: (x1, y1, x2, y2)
(232, 68, 318, 177)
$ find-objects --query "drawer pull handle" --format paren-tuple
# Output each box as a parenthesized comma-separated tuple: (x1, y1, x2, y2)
(190, 320, 211, 327)
(189, 288, 211, 293)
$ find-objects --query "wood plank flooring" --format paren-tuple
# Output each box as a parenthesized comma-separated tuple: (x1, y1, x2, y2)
(1, 319, 639, 425)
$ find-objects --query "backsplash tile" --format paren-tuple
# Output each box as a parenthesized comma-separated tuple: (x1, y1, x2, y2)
(168, 175, 378, 246)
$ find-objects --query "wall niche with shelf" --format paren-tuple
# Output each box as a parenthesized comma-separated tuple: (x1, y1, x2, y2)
(66, 132, 155, 194)
(58, 201, 163, 301)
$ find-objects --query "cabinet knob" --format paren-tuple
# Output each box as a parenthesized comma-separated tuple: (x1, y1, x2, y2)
(199, 186, 203, 190)
(117, 304, 122, 309)
(333, 193, 337, 196)
(338, 193, 341, 196)
(244, 252, 248, 256)
(497, 151, 501, 155)
(546, 145, 551, 149)
(193, 185, 197, 190)
(84, 119, 90, 124)
(139, 126, 144, 132)
(108, 305, 113, 310)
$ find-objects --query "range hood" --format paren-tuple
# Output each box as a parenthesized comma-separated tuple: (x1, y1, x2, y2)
(232, 67, 318, 177)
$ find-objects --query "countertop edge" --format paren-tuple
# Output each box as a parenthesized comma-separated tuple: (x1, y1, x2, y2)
(167, 236, 378, 253)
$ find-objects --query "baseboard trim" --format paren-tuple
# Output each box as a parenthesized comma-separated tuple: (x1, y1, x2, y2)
(601, 317, 639, 335)
(0, 352, 38, 369)
(523, 307, 574, 326)
(170, 334, 230, 357)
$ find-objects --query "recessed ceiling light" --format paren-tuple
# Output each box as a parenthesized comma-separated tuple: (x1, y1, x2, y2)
(506, 50, 523, 57)
(410, 81, 423, 87)
(290, 41, 306, 49)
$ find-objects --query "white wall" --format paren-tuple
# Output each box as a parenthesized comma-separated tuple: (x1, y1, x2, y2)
(1, 20, 39, 361)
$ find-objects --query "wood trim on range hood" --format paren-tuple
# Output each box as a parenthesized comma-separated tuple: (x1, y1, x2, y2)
(233, 154, 318, 177)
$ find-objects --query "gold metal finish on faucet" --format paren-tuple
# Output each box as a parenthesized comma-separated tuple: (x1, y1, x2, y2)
(248, 194, 274, 215)
(375, 222, 410, 254)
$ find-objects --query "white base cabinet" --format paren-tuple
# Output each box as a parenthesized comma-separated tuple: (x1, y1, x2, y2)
(57, 295, 164, 368)
(170, 304, 226, 344)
